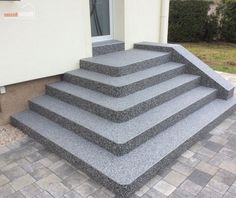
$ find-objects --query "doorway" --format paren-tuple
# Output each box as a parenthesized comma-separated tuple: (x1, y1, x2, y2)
(90, 0, 113, 42)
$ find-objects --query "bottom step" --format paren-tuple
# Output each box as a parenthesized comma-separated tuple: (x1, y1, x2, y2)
(11, 98, 236, 197)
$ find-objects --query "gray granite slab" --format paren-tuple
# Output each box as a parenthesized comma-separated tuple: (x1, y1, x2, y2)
(11, 97, 236, 197)
(134, 42, 235, 99)
(47, 74, 200, 122)
(64, 62, 185, 97)
(80, 49, 171, 76)
(30, 87, 216, 155)
(92, 40, 125, 56)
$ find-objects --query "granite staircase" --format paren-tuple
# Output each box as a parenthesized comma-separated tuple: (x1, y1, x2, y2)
(11, 43, 236, 197)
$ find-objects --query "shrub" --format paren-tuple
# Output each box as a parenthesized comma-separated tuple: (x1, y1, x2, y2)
(218, 0, 236, 42)
(168, 0, 217, 42)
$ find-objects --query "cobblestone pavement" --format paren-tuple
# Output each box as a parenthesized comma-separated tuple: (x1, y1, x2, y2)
(0, 72, 235, 198)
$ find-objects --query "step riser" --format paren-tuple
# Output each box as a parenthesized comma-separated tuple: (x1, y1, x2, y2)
(46, 78, 200, 122)
(11, 105, 236, 197)
(80, 54, 171, 77)
(93, 42, 125, 56)
(64, 66, 185, 97)
(29, 91, 216, 156)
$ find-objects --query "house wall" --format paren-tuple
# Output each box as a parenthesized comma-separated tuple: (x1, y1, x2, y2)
(123, 0, 162, 49)
(0, 0, 92, 87)
(0, 0, 169, 87)
(0, 75, 60, 125)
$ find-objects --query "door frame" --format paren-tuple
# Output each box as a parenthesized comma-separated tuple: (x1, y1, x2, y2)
(91, 0, 114, 43)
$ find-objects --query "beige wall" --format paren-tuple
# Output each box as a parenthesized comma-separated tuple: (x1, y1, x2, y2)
(0, 0, 169, 87)
(0, 76, 60, 125)
(0, 0, 92, 87)
(123, 0, 162, 49)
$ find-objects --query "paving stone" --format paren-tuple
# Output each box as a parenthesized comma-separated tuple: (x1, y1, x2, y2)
(204, 141, 224, 152)
(168, 193, 182, 198)
(92, 188, 115, 198)
(145, 188, 167, 198)
(36, 173, 62, 189)
(196, 161, 218, 175)
(179, 179, 202, 196)
(141, 194, 151, 198)
(45, 182, 69, 198)
(171, 162, 193, 176)
(135, 185, 149, 197)
(0, 184, 15, 197)
(153, 180, 176, 196)
(226, 139, 236, 151)
(145, 175, 162, 188)
(6, 191, 25, 198)
(208, 152, 232, 166)
(62, 171, 88, 189)
(177, 156, 200, 167)
(188, 170, 212, 187)
(224, 191, 236, 198)
(20, 183, 43, 198)
(193, 153, 211, 162)
(30, 166, 51, 180)
(197, 147, 216, 158)
(214, 169, 236, 186)
(75, 182, 98, 197)
(181, 150, 195, 159)
(163, 170, 186, 187)
(35, 191, 54, 198)
(47, 153, 61, 163)
(189, 143, 202, 153)
(210, 135, 228, 145)
(0, 157, 12, 169)
(0, 174, 10, 186)
(196, 187, 223, 198)
(37, 173, 69, 197)
(220, 147, 236, 158)
(172, 188, 195, 198)
(21, 161, 44, 174)
(228, 185, 236, 195)
(25, 152, 44, 163)
(207, 178, 229, 194)
(2, 163, 27, 181)
(52, 162, 76, 179)
(10, 174, 35, 191)
(220, 160, 236, 174)
(157, 167, 171, 177)
(15, 158, 31, 168)
(0, 146, 10, 155)
(64, 190, 83, 198)
(38, 158, 54, 167)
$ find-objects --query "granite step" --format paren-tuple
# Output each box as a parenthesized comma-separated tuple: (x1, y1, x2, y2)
(47, 74, 200, 122)
(64, 62, 185, 97)
(92, 40, 125, 56)
(80, 49, 171, 76)
(11, 97, 236, 197)
(30, 87, 216, 155)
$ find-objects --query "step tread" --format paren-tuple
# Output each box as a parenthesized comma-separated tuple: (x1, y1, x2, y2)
(66, 62, 185, 87)
(48, 74, 200, 111)
(31, 87, 216, 144)
(81, 49, 169, 67)
(12, 97, 236, 185)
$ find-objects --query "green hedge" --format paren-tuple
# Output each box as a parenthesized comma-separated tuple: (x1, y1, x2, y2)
(168, 0, 214, 42)
(218, 0, 236, 42)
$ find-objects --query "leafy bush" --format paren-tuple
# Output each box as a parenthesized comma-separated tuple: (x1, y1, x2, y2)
(168, 0, 217, 42)
(218, 0, 236, 42)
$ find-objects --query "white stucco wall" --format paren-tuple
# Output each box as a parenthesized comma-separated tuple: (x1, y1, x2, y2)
(0, 0, 92, 86)
(123, 0, 162, 49)
(0, 0, 169, 86)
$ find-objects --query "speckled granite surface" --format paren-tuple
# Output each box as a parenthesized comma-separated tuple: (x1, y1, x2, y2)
(10, 44, 236, 197)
